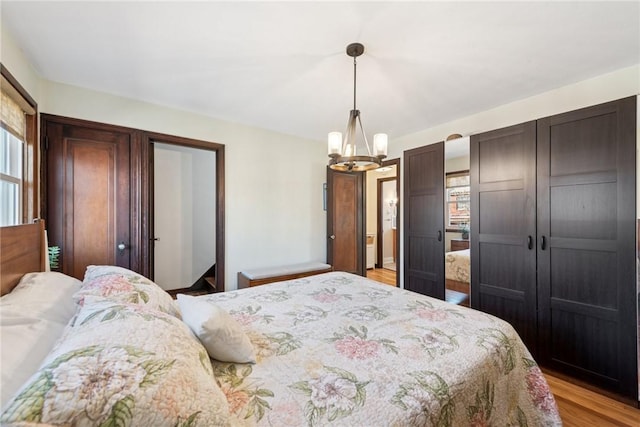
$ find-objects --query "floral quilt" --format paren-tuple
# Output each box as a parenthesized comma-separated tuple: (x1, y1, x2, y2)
(203, 272, 561, 426)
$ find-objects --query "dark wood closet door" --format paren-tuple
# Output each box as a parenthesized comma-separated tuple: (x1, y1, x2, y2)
(403, 143, 445, 298)
(470, 122, 538, 353)
(537, 96, 637, 398)
(44, 117, 135, 280)
(326, 168, 365, 275)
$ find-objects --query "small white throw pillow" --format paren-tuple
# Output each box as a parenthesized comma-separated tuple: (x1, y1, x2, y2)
(177, 294, 256, 363)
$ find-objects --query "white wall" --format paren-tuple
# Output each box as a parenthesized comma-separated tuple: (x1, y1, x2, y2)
(1, 26, 327, 291)
(0, 26, 41, 102)
(445, 155, 469, 174)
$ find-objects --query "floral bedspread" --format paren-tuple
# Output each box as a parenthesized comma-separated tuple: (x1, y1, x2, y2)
(202, 272, 561, 426)
(445, 248, 470, 283)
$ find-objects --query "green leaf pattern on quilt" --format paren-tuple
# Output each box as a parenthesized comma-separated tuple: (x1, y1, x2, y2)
(477, 328, 518, 374)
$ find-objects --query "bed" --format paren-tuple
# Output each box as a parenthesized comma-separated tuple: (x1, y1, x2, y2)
(445, 248, 470, 306)
(0, 223, 562, 426)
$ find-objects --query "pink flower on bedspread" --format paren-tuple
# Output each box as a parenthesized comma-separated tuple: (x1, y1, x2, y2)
(526, 366, 556, 412)
(335, 336, 381, 359)
(153, 374, 195, 420)
(221, 385, 250, 414)
(84, 275, 134, 296)
(233, 313, 259, 326)
(312, 292, 341, 303)
(415, 307, 449, 321)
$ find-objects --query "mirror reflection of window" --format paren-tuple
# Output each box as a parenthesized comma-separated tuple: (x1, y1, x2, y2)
(446, 171, 470, 229)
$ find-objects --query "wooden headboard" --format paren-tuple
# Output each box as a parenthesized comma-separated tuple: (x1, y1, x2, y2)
(0, 221, 47, 296)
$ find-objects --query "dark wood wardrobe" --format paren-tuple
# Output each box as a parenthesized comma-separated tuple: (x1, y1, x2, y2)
(471, 97, 637, 400)
(404, 96, 637, 400)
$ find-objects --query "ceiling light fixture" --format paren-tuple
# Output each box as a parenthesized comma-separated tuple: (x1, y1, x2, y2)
(328, 42, 387, 172)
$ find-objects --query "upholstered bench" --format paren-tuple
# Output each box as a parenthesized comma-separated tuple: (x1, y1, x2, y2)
(238, 262, 332, 289)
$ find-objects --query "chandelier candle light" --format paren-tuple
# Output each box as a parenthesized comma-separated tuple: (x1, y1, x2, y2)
(328, 43, 387, 172)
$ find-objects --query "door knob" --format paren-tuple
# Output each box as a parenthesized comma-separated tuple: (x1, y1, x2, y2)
(329, 235, 336, 240)
(117, 242, 128, 251)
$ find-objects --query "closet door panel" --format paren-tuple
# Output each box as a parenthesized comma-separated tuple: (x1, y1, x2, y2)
(44, 118, 134, 280)
(471, 121, 537, 353)
(537, 96, 636, 398)
(403, 143, 445, 299)
(479, 190, 525, 235)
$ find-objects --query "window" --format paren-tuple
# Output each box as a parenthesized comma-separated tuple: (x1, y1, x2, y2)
(1, 123, 23, 225)
(446, 170, 470, 229)
(1, 65, 37, 226)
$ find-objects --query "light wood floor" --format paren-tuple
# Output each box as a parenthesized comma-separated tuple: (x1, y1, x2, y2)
(366, 267, 397, 286)
(366, 268, 640, 425)
(545, 372, 640, 426)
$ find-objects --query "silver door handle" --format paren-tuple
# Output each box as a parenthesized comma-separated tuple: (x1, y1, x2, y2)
(329, 235, 335, 240)
(117, 242, 128, 251)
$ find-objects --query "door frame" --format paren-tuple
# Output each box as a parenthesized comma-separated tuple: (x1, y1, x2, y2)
(143, 132, 225, 292)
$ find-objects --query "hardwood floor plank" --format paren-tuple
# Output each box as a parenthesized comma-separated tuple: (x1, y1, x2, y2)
(544, 372, 640, 426)
(366, 268, 396, 286)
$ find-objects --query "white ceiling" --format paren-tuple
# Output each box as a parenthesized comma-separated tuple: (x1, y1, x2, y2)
(2, 1, 639, 143)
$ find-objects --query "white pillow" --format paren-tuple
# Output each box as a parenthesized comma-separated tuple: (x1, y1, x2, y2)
(0, 272, 81, 409)
(177, 294, 256, 363)
(1, 271, 81, 324)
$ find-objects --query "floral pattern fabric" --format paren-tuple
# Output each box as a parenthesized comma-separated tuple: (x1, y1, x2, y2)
(204, 272, 561, 426)
(445, 248, 470, 283)
(1, 298, 230, 426)
(73, 265, 181, 318)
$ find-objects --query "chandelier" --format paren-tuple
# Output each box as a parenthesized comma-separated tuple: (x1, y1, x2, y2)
(328, 43, 387, 172)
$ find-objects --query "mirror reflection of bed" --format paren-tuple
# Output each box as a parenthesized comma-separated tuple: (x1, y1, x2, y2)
(444, 135, 470, 306)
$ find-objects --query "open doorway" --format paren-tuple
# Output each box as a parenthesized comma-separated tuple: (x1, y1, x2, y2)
(153, 143, 215, 291)
(365, 158, 400, 286)
(146, 132, 225, 293)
